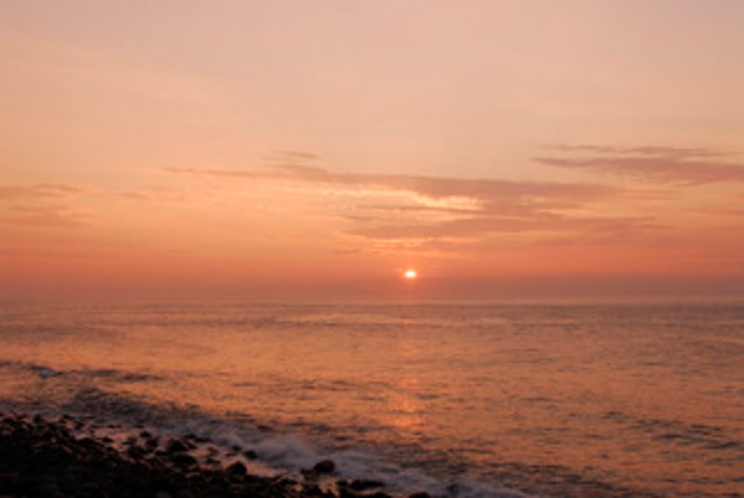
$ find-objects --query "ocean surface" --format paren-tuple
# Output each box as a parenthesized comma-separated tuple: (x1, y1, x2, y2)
(0, 301, 742, 497)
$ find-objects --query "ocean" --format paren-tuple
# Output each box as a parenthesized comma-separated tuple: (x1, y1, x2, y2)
(0, 301, 742, 497)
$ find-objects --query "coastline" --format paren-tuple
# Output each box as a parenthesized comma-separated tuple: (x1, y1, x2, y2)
(0, 409, 409, 498)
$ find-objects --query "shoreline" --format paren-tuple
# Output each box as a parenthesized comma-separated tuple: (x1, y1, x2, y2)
(0, 409, 412, 498)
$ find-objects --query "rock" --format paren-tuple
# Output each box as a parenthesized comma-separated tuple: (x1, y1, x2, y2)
(184, 432, 208, 444)
(350, 479, 385, 491)
(38, 368, 62, 379)
(81, 481, 100, 492)
(0, 411, 307, 498)
(170, 452, 198, 469)
(312, 459, 336, 474)
(166, 438, 189, 454)
(408, 493, 431, 498)
(145, 436, 160, 451)
(303, 484, 332, 497)
(226, 461, 247, 477)
(243, 449, 257, 460)
(126, 444, 146, 459)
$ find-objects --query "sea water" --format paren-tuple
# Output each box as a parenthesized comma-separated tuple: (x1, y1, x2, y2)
(0, 301, 742, 497)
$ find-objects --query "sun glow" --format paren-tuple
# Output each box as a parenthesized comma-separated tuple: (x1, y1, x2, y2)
(404, 269, 418, 280)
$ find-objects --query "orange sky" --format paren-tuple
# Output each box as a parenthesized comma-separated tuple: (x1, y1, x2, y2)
(2, 1, 743, 300)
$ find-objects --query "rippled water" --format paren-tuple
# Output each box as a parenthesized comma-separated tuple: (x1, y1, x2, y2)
(0, 301, 742, 497)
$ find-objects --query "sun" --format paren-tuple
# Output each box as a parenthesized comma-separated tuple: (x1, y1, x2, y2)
(404, 269, 418, 280)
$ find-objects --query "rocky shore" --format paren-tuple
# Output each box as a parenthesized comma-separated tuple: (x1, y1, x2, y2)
(0, 411, 423, 498)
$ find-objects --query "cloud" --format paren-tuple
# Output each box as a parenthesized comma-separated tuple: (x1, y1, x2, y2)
(0, 183, 83, 201)
(345, 212, 663, 240)
(0, 205, 87, 228)
(163, 158, 660, 248)
(536, 145, 744, 184)
(164, 161, 620, 208)
(0, 184, 88, 229)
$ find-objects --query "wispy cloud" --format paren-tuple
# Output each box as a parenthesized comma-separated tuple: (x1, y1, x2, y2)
(0, 205, 87, 228)
(346, 213, 662, 240)
(162, 157, 660, 249)
(0, 184, 88, 229)
(536, 145, 744, 184)
(164, 159, 621, 207)
(0, 183, 83, 201)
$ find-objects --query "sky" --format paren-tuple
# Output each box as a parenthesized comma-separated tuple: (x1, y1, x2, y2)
(2, 0, 744, 301)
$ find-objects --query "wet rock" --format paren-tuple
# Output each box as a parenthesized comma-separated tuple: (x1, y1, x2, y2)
(145, 435, 160, 452)
(338, 489, 358, 498)
(304, 484, 334, 497)
(226, 461, 247, 477)
(126, 444, 146, 459)
(312, 459, 336, 474)
(408, 492, 431, 498)
(184, 432, 208, 444)
(0, 410, 326, 498)
(38, 368, 62, 379)
(166, 438, 189, 454)
(170, 452, 198, 469)
(81, 480, 101, 493)
(243, 449, 257, 460)
(349, 479, 385, 491)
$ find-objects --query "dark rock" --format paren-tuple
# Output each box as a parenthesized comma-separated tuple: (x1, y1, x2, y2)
(339, 489, 359, 498)
(166, 438, 189, 454)
(304, 484, 334, 497)
(312, 459, 336, 474)
(146, 436, 160, 451)
(170, 452, 198, 469)
(226, 461, 247, 477)
(408, 493, 432, 498)
(81, 480, 100, 492)
(184, 432, 208, 444)
(0, 410, 307, 498)
(126, 444, 146, 459)
(243, 449, 257, 460)
(35, 480, 61, 497)
(350, 479, 385, 491)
